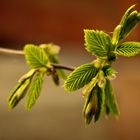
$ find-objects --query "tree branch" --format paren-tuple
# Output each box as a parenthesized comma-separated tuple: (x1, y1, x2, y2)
(51, 63, 75, 71)
(0, 47, 24, 55)
(0, 47, 75, 71)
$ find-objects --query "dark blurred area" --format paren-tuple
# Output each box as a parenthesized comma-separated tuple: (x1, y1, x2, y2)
(0, 0, 140, 140)
(0, 0, 140, 48)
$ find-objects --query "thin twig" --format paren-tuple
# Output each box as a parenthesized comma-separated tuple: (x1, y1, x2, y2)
(0, 47, 75, 71)
(51, 63, 75, 71)
(0, 47, 24, 55)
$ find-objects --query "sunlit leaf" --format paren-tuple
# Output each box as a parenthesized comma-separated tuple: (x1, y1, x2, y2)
(105, 79, 120, 117)
(64, 63, 98, 92)
(24, 44, 48, 68)
(8, 70, 36, 109)
(83, 87, 98, 124)
(118, 5, 140, 40)
(94, 86, 105, 122)
(26, 72, 45, 110)
(40, 43, 60, 55)
(116, 42, 140, 56)
(84, 30, 112, 59)
(40, 44, 66, 79)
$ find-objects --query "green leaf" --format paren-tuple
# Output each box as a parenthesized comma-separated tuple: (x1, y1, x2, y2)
(64, 63, 98, 92)
(138, 13, 140, 19)
(83, 87, 98, 124)
(105, 79, 120, 117)
(94, 86, 105, 122)
(8, 79, 30, 109)
(26, 72, 45, 110)
(112, 25, 122, 45)
(84, 30, 112, 59)
(40, 43, 60, 55)
(116, 42, 140, 56)
(82, 75, 98, 97)
(97, 70, 106, 88)
(82, 90, 92, 117)
(18, 69, 36, 82)
(40, 44, 66, 79)
(120, 11, 140, 40)
(24, 44, 49, 68)
(8, 70, 36, 109)
(118, 5, 140, 40)
(120, 5, 136, 27)
(103, 65, 117, 79)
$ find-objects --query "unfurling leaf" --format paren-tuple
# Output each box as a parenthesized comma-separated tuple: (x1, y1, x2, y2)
(103, 65, 117, 79)
(97, 70, 106, 88)
(120, 11, 140, 40)
(18, 69, 36, 82)
(119, 5, 136, 28)
(83, 87, 98, 124)
(82, 75, 98, 97)
(117, 5, 140, 40)
(40, 43, 60, 55)
(83, 85, 105, 124)
(84, 30, 112, 59)
(8, 69, 36, 109)
(112, 25, 122, 45)
(24, 44, 49, 68)
(116, 42, 140, 57)
(83, 69, 105, 97)
(26, 72, 45, 110)
(105, 79, 120, 117)
(94, 86, 105, 122)
(40, 44, 66, 79)
(64, 63, 98, 92)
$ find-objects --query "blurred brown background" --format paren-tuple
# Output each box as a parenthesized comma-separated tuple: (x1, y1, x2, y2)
(0, 0, 140, 140)
(0, 0, 140, 48)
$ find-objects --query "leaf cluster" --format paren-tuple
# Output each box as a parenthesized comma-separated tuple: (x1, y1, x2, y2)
(64, 5, 140, 124)
(8, 44, 66, 110)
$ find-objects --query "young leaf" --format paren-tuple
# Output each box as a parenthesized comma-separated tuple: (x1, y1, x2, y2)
(82, 75, 98, 97)
(8, 70, 36, 109)
(97, 70, 106, 88)
(83, 87, 98, 124)
(84, 30, 112, 59)
(64, 63, 98, 92)
(94, 86, 105, 122)
(8, 79, 31, 109)
(103, 65, 117, 79)
(120, 10, 140, 40)
(118, 5, 140, 40)
(138, 13, 140, 20)
(119, 5, 136, 27)
(24, 44, 49, 68)
(18, 69, 36, 82)
(116, 42, 140, 57)
(105, 79, 120, 117)
(112, 25, 122, 45)
(40, 43, 60, 55)
(82, 90, 92, 117)
(40, 44, 66, 79)
(84, 96, 95, 124)
(26, 72, 45, 110)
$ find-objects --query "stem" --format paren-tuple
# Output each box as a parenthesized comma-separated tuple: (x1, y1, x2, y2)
(0, 47, 75, 71)
(51, 63, 75, 71)
(0, 47, 24, 55)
